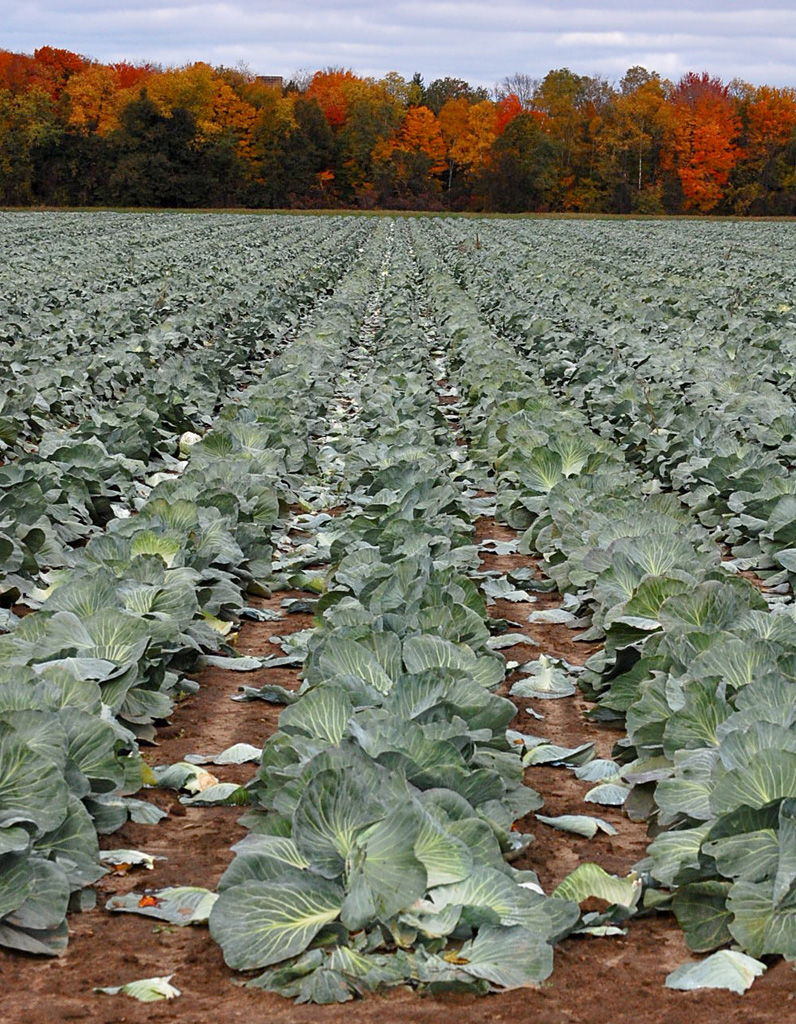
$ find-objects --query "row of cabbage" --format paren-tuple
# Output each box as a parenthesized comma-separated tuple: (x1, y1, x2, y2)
(0, 215, 374, 608)
(428, 218, 796, 587)
(0, 219, 388, 956)
(0, 214, 367, 449)
(409, 219, 796, 967)
(206, 227, 588, 1001)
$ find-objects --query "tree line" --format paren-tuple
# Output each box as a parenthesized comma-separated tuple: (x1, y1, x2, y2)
(1, 46, 795, 214)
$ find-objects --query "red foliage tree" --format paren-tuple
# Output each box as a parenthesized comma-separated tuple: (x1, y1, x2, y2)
(30, 46, 90, 98)
(495, 93, 522, 134)
(665, 72, 740, 212)
(112, 62, 152, 91)
(0, 50, 34, 92)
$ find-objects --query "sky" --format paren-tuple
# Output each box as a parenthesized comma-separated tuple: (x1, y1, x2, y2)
(5, 0, 796, 90)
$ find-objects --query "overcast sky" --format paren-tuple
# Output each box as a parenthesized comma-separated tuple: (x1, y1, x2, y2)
(6, 0, 796, 89)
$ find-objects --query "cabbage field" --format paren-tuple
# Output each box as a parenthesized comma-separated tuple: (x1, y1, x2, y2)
(2, 211, 796, 1010)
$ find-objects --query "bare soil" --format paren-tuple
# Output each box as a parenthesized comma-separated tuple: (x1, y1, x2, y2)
(2, 531, 793, 1023)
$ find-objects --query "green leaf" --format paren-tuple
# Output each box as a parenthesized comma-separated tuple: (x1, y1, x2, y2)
(584, 782, 629, 806)
(219, 836, 310, 890)
(702, 830, 779, 885)
(430, 866, 563, 937)
(77, 609, 152, 665)
(0, 854, 33, 918)
(5, 858, 69, 932)
(672, 881, 733, 952)
(621, 576, 690, 622)
(414, 809, 474, 886)
(42, 574, 119, 619)
(342, 804, 426, 929)
(318, 638, 394, 694)
(180, 783, 249, 806)
(0, 728, 69, 833)
(131, 530, 183, 568)
(774, 799, 796, 907)
(659, 583, 750, 635)
(184, 743, 262, 766)
(0, 919, 68, 956)
(521, 448, 563, 492)
(728, 879, 796, 958)
(455, 924, 553, 988)
(0, 827, 30, 857)
(522, 741, 595, 767)
(200, 655, 264, 671)
(402, 636, 503, 689)
(209, 875, 343, 970)
(710, 749, 796, 815)
(293, 769, 386, 878)
(647, 825, 711, 887)
(663, 680, 731, 756)
(280, 686, 353, 746)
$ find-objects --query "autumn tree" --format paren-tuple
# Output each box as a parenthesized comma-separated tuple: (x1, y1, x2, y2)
(65, 64, 130, 135)
(305, 68, 358, 127)
(380, 71, 423, 107)
(598, 67, 673, 211)
(30, 47, 89, 98)
(453, 100, 499, 170)
(530, 68, 587, 205)
(113, 61, 152, 90)
(437, 96, 471, 192)
(0, 50, 35, 93)
(245, 87, 297, 204)
(374, 105, 446, 206)
(437, 98, 507, 201)
(142, 63, 257, 155)
(3, 45, 796, 213)
(495, 94, 522, 134)
(335, 79, 402, 201)
(664, 72, 740, 212)
(730, 83, 796, 213)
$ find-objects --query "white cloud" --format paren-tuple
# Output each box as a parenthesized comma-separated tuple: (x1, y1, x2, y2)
(4, 0, 796, 87)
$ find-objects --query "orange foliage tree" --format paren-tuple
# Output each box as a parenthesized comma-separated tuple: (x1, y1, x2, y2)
(305, 69, 359, 127)
(373, 105, 446, 202)
(665, 72, 740, 212)
(112, 62, 151, 90)
(143, 62, 258, 155)
(729, 83, 796, 212)
(451, 100, 498, 169)
(65, 65, 134, 135)
(375, 105, 445, 171)
(437, 96, 471, 188)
